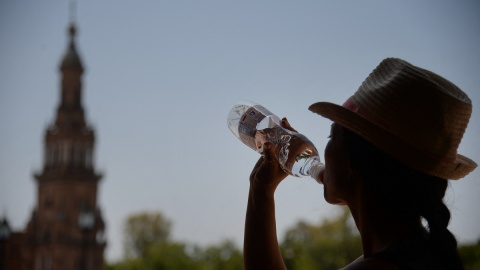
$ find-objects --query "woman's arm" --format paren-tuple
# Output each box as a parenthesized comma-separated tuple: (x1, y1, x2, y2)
(243, 142, 288, 270)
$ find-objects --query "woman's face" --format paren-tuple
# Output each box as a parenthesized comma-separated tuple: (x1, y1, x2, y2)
(321, 123, 356, 205)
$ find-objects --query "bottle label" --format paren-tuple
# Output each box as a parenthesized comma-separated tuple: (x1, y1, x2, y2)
(238, 105, 273, 150)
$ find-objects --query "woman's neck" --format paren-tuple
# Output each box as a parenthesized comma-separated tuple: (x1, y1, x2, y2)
(348, 194, 425, 257)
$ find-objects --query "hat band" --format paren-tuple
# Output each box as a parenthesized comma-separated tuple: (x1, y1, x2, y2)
(342, 98, 456, 164)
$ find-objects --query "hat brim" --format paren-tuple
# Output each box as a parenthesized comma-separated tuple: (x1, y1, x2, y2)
(309, 101, 477, 180)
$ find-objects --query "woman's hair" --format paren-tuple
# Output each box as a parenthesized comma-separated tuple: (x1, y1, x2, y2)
(341, 126, 464, 270)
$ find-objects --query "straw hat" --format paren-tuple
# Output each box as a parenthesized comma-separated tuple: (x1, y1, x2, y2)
(309, 58, 477, 180)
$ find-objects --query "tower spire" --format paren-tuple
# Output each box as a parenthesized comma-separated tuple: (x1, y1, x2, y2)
(60, 24, 83, 72)
(69, 0, 77, 25)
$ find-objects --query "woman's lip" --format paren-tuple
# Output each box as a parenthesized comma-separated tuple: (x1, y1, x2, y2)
(316, 169, 325, 184)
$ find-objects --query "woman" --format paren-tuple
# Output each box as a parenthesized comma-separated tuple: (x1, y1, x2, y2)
(244, 58, 477, 270)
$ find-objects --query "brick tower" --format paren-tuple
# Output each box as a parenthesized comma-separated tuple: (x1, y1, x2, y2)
(21, 23, 106, 270)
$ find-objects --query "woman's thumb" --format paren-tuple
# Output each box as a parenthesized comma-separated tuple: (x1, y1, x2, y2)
(263, 142, 276, 162)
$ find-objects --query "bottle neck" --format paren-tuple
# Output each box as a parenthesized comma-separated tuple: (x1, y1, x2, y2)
(307, 159, 325, 180)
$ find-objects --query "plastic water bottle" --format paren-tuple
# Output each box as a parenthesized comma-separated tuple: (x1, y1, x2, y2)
(227, 101, 324, 179)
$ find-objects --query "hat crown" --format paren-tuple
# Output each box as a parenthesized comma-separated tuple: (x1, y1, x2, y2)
(351, 58, 472, 160)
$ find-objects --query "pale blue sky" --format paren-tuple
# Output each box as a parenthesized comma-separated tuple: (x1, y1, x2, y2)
(1, 0, 479, 262)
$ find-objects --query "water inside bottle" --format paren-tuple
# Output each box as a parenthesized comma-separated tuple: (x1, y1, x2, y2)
(255, 126, 321, 177)
(291, 154, 322, 177)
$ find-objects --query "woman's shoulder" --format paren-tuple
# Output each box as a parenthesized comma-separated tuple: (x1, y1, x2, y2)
(342, 257, 403, 270)
(342, 240, 434, 270)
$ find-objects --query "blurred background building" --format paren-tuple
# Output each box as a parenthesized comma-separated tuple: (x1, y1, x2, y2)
(0, 21, 106, 270)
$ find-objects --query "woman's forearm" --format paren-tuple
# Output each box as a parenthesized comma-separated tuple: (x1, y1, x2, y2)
(244, 186, 286, 270)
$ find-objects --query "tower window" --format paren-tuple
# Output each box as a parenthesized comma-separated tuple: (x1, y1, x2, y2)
(62, 142, 70, 164)
(53, 145, 60, 165)
(85, 148, 93, 168)
(46, 145, 54, 166)
(73, 144, 81, 166)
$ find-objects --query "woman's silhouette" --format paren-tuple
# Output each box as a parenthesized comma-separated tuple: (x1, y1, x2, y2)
(243, 58, 477, 270)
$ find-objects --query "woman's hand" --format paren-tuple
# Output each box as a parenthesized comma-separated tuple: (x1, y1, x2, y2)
(249, 141, 288, 194)
(249, 118, 297, 194)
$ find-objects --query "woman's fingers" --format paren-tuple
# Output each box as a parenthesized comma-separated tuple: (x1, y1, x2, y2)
(249, 142, 288, 192)
(263, 142, 276, 162)
(281, 117, 298, 132)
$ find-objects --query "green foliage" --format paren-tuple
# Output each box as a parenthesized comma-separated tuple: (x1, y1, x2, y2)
(458, 239, 480, 270)
(124, 212, 172, 258)
(109, 240, 243, 270)
(141, 242, 197, 270)
(280, 207, 362, 270)
(111, 211, 243, 270)
(200, 240, 243, 270)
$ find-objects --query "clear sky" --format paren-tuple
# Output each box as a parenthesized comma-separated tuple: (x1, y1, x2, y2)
(1, 0, 479, 263)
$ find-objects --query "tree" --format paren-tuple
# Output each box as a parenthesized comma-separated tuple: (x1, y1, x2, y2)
(458, 239, 480, 270)
(142, 242, 198, 270)
(201, 240, 243, 270)
(280, 207, 362, 270)
(109, 240, 243, 270)
(123, 212, 172, 258)
(111, 211, 244, 270)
